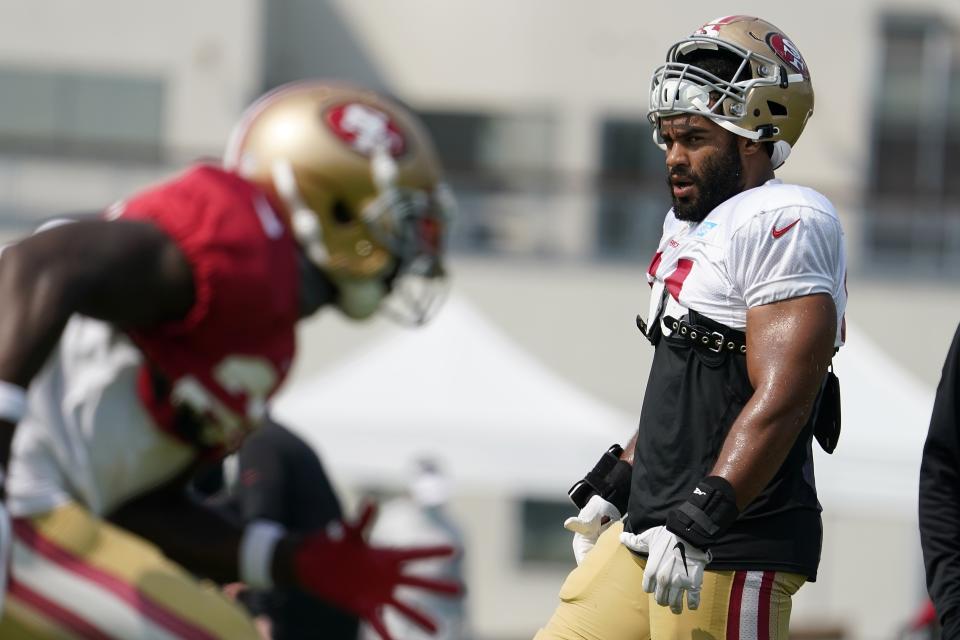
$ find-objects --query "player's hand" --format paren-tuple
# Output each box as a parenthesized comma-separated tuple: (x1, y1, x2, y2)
(294, 502, 462, 640)
(620, 525, 711, 615)
(563, 495, 620, 565)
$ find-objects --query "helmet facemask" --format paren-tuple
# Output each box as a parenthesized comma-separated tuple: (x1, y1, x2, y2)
(360, 145, 455, 325)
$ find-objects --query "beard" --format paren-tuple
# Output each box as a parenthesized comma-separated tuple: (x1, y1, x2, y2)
(668, 139, 743, 222)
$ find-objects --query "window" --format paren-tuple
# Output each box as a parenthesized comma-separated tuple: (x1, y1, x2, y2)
(865, 14, 960, 274)
(418, 110, 557, 254)
(869, 15, 953, 202)
(518, 498, 578, 566)
(595, 118, 670, 259)
(419, 110, 555, 181)
(0, 68, 165, 161)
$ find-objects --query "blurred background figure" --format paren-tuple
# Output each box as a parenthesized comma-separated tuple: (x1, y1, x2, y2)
(192, 421, 360, 640)
(920, 323, 960, 638)
(361, 459, 467, 640)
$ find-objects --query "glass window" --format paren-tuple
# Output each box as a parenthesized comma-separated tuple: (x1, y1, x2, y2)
(868, 15, 955, 202)
(519, 498, 578, 566)
(595, 118, 670, 259)
(419, 110, 555, 178)
(417, 110, 557, 255)
(865, 13, 960, 275)
(0, 67, 165, 161)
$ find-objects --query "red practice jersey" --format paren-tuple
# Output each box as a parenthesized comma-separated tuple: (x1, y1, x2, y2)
(118, 164, 301, 453)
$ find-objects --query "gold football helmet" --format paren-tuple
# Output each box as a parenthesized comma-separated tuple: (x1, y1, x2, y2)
(224, 80, 454, 324)
(649, 15, 814, 168)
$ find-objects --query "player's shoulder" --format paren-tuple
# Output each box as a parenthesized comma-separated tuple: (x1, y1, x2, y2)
(128, 163, 256, 209)
(720, 180, 839, 233)
(120, 163, 289, 246)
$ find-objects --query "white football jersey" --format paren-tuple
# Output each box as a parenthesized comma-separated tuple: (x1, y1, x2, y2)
(645, 179, 847, 346)
(5, 316, 197, 517)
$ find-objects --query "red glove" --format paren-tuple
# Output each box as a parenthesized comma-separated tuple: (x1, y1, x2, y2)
(294, 502, 462, 640)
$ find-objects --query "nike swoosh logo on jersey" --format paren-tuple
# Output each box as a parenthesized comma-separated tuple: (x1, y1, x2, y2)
(771, 219, 800, 239)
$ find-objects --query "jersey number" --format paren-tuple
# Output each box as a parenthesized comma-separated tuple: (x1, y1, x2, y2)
(171, 356, 278, 449)
(664, 258, 694, 301)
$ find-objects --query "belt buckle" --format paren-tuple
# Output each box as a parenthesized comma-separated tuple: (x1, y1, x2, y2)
(708, 331, 724, 353)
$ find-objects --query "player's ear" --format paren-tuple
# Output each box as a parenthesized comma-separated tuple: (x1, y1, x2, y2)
(739, 137, 766, 158)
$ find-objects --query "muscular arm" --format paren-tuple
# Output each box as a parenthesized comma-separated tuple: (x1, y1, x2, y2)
(710, 293, 836, 510)
(108, 468, 246, 585)
(0, 219, 193, 464)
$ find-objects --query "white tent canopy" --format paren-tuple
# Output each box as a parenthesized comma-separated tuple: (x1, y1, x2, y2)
(814, 323, 935, 516)
(273, 296, 636, 495)
(275, 300, 936, 506)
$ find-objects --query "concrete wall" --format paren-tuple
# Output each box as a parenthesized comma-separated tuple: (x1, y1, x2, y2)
(327, 0, 960, 200)
(0, 0, 262, 154)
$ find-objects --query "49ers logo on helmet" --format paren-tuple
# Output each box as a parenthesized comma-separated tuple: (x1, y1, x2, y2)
(325, 102, 407, 157)
(766, 33, 809, 79)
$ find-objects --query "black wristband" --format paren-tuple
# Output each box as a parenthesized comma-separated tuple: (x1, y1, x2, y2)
(568, 444, 625, 510)
(665, 476, 739, 549)
(604, 460, 632, 514)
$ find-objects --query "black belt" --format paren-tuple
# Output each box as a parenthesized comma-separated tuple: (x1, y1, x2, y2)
(661, 311, 747, 355)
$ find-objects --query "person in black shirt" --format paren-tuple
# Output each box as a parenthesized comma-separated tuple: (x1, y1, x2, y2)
(920, 323, 960, 638)
(195, 422, 360, 639)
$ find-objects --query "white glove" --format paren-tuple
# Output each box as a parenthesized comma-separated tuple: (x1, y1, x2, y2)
(620, 525, 711, 615)
(563, 495, 621, 565)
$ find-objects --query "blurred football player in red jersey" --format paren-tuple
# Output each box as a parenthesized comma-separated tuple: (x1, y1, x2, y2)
(0, 80, 459, 639)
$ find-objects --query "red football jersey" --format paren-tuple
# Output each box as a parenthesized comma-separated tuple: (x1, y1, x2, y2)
(116, 165, 300, 453)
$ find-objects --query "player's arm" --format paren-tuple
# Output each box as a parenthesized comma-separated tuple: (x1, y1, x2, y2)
(654, 293, 835, 547)
(0, 219, 193, 466)
(621, 293, 835, 614)
(660, 208, 843, 545)
(563, 432, 636, 564)
(108, 465, 246, 584)
(710, 292, 836, 507)
(110, 442, 461, 640)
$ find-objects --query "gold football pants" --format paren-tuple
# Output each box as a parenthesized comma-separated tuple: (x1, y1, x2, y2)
(0, 500, 261, 639)
(535, 522, 805, 640)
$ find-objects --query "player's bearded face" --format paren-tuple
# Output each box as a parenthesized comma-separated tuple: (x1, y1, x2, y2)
(668, 135, 743, 223)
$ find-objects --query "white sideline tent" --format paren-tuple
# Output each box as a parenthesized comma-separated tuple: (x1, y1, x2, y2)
(273, 302, 938, 639)
(271, 296, 638, 639)
(272, 296, 636, 495)
(793, 323, 936, 638)
(815, 322, 935, 516)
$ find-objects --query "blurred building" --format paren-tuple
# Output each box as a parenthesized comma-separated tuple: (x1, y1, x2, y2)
(4, 1, 960, 274)
(2, 1, 960, 638)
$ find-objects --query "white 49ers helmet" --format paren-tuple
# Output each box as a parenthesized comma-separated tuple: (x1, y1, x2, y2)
(225, 81, 454, 324)
(649, 15, 814, 168)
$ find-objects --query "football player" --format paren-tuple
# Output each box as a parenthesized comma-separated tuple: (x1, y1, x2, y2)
(539, 16, 847, 639)
(0, 81, 459, 639)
